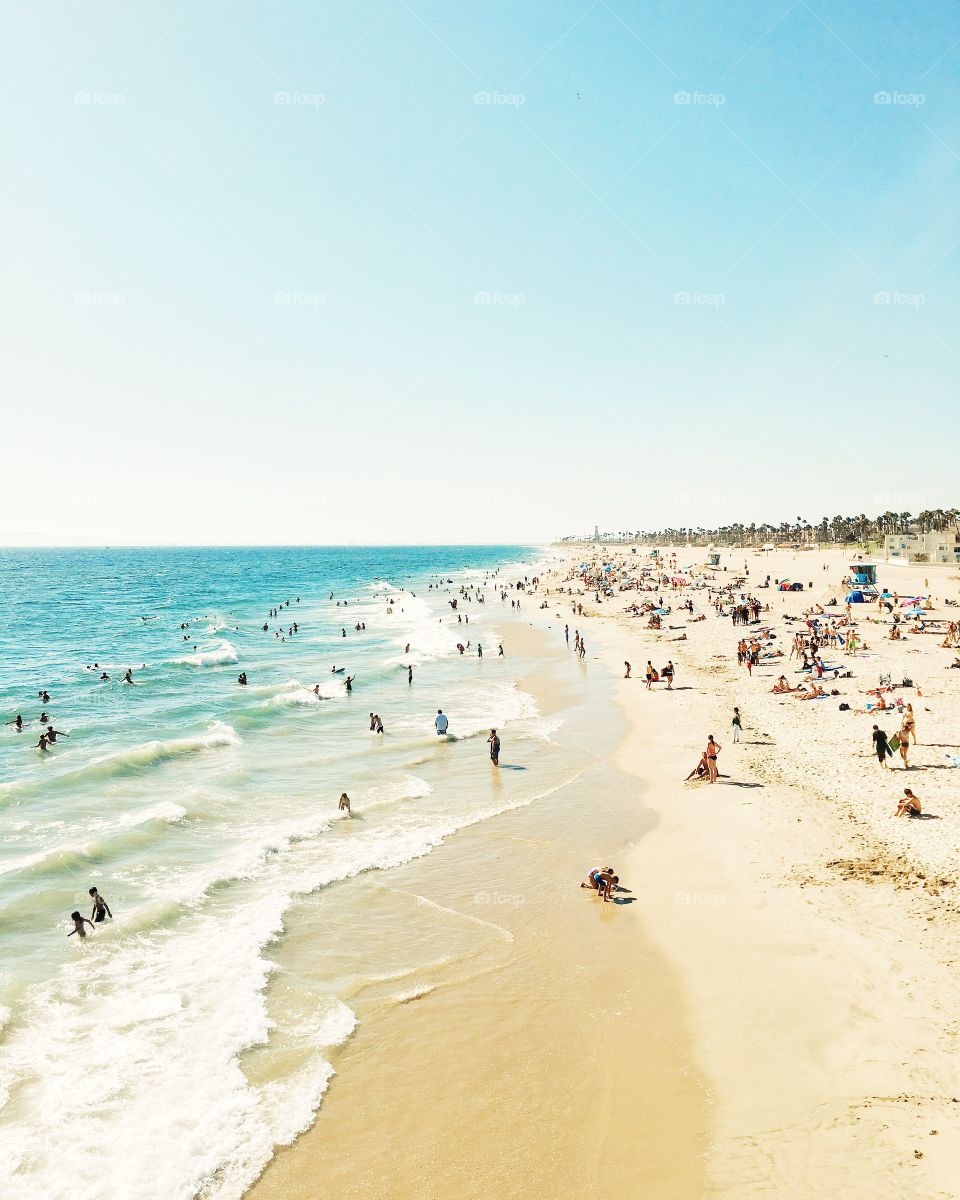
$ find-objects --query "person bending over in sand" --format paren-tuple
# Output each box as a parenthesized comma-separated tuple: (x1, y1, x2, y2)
(68, 911, 96, 938)
(581, 866, 614, 891)
(338, 792, 351, 816)
(89, 887, 112, 922)
(599, 873, 620, 902)
(895, 788, 921, 817)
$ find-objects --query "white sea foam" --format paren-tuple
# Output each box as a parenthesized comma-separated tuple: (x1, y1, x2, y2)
(172, 639, 239, 667)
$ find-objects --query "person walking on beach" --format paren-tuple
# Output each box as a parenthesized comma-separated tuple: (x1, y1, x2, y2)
(435, 709, 449, 735)
(565, 624, 570, 645)
(663, 660, 675, 689)
(872, 724, 890, 768)
(89, 887, 112, 923)
(706, 735, 721, 783)
(731, 707, 742, 743)
(624, 661, 631, 678)
(487, 728, 500, 766)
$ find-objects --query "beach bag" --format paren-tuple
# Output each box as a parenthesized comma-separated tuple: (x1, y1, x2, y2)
(838, 703, 850, 710)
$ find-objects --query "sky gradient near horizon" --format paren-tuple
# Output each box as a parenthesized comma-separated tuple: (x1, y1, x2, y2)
(2, 1, 958, 545)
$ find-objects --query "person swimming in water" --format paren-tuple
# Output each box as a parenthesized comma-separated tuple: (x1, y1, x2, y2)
(89, 886, 112, 922)
(338, 792, 351, 816)
(68, 911, 96, 938)
(122, 669, 133, 684)
(100, 672, 110, 681)
(36, 733, 51, 753)
(6, 715, 25, 731)
(45, 725, 69, 743)
(345, 675, 355, 692)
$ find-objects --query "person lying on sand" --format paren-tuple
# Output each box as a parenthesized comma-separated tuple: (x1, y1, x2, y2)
(895, 788, 921, 817)
(796, 683, 825, 699)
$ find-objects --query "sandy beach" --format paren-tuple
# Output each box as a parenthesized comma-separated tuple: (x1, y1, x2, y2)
(249, 545, 960, 1199)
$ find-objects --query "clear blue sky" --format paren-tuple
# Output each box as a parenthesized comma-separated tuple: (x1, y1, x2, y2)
(2, 1, 957, 544)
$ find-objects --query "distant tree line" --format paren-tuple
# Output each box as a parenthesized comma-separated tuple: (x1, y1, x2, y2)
(561, 509, 960, 547)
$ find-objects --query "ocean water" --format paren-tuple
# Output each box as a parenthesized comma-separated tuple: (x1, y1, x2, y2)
(0, 545, 561, 1200)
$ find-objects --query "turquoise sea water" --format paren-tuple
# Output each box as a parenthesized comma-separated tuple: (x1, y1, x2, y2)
(0, 545, 554, 1200)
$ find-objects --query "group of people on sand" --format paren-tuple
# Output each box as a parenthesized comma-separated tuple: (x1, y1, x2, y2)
(580, 866, 623, 901)
(872, 704, 918, 770)
(685, 735, 722, 783)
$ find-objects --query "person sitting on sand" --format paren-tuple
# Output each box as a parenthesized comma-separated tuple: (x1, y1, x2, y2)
(771, 675, 795, 694)
(685, 752, 709, 781)
(895, 788, 921, 817)
(796, 682, 825, 700)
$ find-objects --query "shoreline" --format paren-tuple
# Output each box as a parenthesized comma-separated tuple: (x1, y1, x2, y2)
(246, 544, 960, 1198)
(247, 615, 710, 1199)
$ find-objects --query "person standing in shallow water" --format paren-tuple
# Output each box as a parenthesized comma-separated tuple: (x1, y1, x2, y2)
(68, 911, 95, 938)
(89, 887, 112, 922)
(487, 728, 500, 766)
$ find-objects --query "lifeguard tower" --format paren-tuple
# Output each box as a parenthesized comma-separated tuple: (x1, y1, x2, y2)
(847, 562, 878, 599)
(706, 552, 720, 568)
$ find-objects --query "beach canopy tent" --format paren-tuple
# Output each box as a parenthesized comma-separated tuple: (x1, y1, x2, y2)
(846, 590, 866, 603)
(790, 582, 803, 591)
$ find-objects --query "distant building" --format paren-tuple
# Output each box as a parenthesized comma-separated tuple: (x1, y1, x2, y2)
(884, 530, 960, 563)
(593, 525, 600, 541)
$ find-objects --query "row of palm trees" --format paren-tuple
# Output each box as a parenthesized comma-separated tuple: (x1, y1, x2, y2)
(564, 510, 960, 548)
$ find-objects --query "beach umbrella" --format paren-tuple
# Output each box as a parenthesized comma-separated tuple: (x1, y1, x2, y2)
(845, 590, 865, 603)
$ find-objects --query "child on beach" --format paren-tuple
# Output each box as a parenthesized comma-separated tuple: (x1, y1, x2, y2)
(68, 911, 96, 938)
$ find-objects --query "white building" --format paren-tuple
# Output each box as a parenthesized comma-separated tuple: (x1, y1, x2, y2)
(884, 530, 960, 563)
